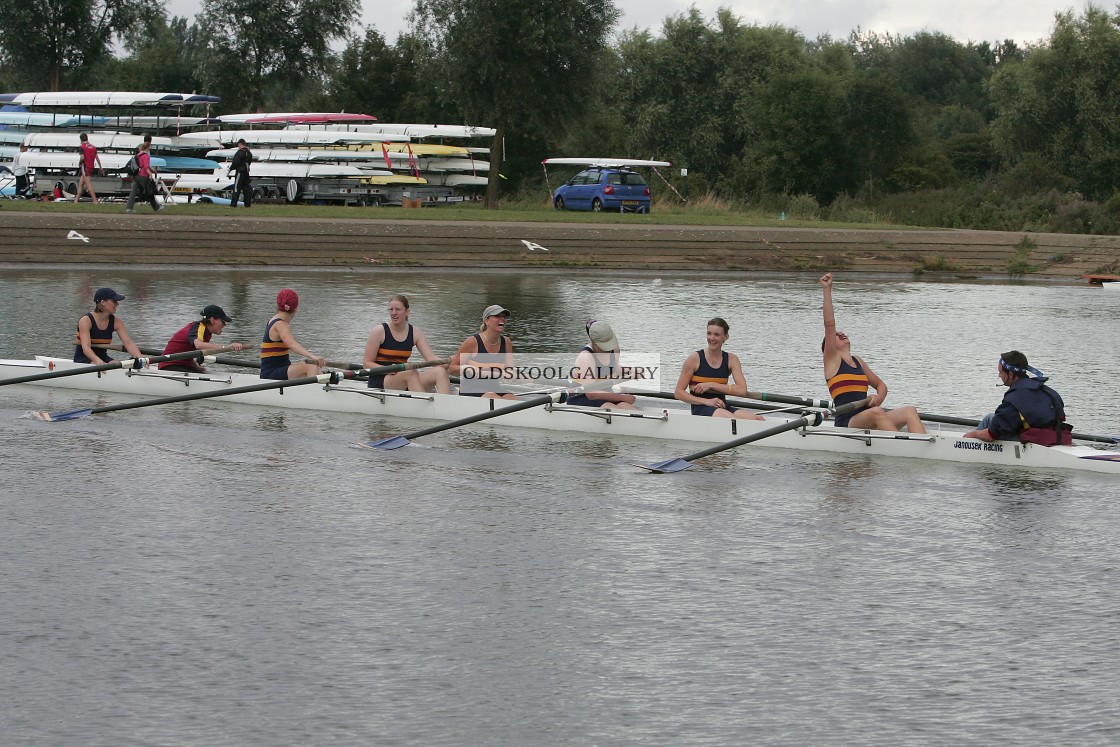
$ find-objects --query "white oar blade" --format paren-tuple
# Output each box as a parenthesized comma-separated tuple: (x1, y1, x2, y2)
(635, 458, 693, 474)
(358, 436, 412, 450)
(34, 408, 93, 422)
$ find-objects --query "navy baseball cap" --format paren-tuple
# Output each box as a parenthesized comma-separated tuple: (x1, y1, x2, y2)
(202, 304, 233, 322)
(94, 287, 125, 302)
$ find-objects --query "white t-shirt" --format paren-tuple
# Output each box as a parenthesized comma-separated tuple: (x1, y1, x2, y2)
(12, 150, 28, 177)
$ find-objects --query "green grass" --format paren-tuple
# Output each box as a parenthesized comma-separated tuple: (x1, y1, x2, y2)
(7, 196, 917, 230)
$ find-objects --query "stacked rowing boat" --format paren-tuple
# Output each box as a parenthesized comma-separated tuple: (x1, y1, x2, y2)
(2, 355, 1118, 474)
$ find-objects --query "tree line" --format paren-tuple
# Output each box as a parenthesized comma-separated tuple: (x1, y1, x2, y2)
(2, 0, 1119, 231)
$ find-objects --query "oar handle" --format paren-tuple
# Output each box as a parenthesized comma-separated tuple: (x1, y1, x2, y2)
(676, 397, 871, 464)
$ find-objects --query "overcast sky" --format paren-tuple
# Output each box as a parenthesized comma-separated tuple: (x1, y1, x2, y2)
(165, 0, 1078, 46)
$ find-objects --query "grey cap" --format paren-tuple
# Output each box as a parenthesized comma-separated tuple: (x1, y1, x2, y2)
(587, 320, 619, 351)
(483, 304, 511, 320)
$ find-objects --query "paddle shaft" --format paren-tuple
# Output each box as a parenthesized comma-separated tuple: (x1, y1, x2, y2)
(915, 411, 1116, 445)
(627, 389, 830, 412)
(675, 398, 872, 464)
(2, 347, 236, 387)
(396, 392, 557, 440)
(121, 344, 362, 371)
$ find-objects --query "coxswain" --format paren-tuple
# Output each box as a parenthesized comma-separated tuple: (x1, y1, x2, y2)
(159, 305, 244, 372)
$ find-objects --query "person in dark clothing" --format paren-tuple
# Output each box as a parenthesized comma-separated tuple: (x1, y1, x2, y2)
(229, 138, 253, 208)
(963, 351, 1072, 445)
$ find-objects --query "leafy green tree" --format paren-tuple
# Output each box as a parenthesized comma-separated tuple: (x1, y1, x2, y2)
(842, 71, 916, 199)
(414, 0, 620, 208)
(989, 5, 1120, 200)
(197, 0, 359, 112)
(0, 0, 159, 90)
(99, 16, 207, 94)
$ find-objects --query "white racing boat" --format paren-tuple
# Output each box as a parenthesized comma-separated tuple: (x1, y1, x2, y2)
(2, 356, 1118, 474)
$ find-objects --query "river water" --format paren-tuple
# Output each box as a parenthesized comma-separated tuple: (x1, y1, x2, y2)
(1, 267, 1118, 746)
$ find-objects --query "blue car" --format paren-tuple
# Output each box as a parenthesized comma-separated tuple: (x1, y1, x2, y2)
(553, 168, 651, 213)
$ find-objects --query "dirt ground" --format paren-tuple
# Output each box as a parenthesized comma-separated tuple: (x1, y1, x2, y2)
(2, 210, 1118, 280)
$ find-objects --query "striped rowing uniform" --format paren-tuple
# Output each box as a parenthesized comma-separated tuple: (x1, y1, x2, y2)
(368, 322, 414, 389)
(460, 333, 509, 397)
(159, 321, 211, 371)
(73, 312, 116, 363)
(260, 317, 291, 380)
(827, 356, 870, 427)
(689, 349, 738, 416)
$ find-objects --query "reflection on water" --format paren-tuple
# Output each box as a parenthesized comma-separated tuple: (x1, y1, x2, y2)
(2, 269, 1119, 747)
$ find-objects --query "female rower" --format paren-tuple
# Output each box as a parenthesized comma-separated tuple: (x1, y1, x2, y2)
(260, 288, 325, 380)
(565, 320, 638, 410)
(674, 317, 764, 420)
(821, 273, 925, 433)
(74, 287, 144, 364)
(363, 294, 452, 393)
(159, 304, 244, 372)
(452, 304, 517, 399)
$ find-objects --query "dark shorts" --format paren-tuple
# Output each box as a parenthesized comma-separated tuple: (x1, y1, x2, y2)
(159, 364, 203, 373)
(691, 403, 739, 417)
(260, 364, 290, 381)
(367, 374, 386, 389)
(834, 405, 868, 428)
(565, 393, 597, 408)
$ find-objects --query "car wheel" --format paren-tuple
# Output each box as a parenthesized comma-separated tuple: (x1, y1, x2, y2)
(555, 196, 566, 210)
(591, 198, 603, 212)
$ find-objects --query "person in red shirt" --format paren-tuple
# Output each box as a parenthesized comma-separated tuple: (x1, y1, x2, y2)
(74, 133, 103, 205)
(159, 305, 244, 372)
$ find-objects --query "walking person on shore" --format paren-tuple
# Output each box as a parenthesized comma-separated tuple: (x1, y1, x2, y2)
(73, 133, 103, 205)
(125, 141, 162, 213)
(12, 143, 31, 197)
(125, 135, 156, 213)
(229, 139, 253, 208)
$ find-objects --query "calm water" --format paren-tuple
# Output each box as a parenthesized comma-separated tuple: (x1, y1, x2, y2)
(1, 268, 1119, 746)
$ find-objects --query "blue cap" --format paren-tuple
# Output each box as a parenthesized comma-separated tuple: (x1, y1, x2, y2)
(94, 287, 125, 302)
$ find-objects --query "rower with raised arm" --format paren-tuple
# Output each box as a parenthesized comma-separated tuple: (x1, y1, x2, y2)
(159, 305, 245, 373)
(820, 273, 925, 433)
(362, 294, 452, 393)
(260, 289, 325, 380)
(565, 320, 638, 410)
(962, 351, 1072, 445)
(674, 317, 764, 420)
(452, 304, 518, 400)
(74, 287, 143, 364)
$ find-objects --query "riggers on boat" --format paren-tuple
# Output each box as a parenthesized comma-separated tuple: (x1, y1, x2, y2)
(2, 356, 1118, 474)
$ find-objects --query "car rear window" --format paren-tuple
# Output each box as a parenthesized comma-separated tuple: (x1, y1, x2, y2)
(621, 173, 646, 186)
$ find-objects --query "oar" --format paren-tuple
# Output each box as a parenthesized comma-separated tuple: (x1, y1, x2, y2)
(623, 389, 832, 411)
(33, 357, 451, 422)
(914, 410, 1119, 445)
(2, 347, 239, 388)
(114, 344, 364, 371)
(361, 380, 618, 450)
(636, 398, 872, 474)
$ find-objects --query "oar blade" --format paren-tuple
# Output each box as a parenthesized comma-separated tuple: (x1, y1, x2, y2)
(634, 457, 693, 474)
(34, 408, 93, 422)
(360, 435, 412, 450)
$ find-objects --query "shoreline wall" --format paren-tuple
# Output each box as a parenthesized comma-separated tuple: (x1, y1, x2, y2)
(2, 211, 1118, 279)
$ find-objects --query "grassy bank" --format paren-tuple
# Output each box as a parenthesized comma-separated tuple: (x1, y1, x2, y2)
(5, 195, 912, 230)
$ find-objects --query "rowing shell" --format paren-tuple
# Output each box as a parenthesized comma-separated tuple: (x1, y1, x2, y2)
(2, 357, 1118, 474)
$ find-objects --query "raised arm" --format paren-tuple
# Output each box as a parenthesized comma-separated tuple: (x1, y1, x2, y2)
(821, 273, 841, 372)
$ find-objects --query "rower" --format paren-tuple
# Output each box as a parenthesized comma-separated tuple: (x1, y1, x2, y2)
(74, 287, 144, 364)
(962, 351, 1072, 445)
(158, 305, 245, 373)
(453, 304, 518, 399)
(565, 320, 638, 410)
(674, 317, 764, 420)
(362, 294, 452, 393)
(260, 288, 325, 380)
(821, 273, 925, 432)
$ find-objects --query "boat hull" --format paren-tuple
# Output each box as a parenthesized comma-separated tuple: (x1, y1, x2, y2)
(2, 357, 1118, 474)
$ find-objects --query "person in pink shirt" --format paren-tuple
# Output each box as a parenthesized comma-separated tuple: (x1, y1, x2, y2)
(74, 133, 103, 204)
